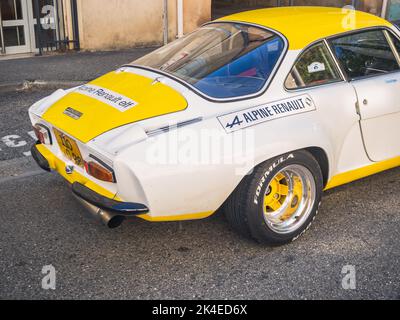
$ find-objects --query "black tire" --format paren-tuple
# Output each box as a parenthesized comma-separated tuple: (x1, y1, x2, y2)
(224, 150, 323, 245)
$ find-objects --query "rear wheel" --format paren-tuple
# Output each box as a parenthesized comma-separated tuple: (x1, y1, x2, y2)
(224, 150, 323, 245)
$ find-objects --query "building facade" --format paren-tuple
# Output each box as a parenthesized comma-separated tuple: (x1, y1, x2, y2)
(0, 0, 80, 55)
(1, 0, 400, 56)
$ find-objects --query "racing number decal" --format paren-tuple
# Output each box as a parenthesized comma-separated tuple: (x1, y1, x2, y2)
(218, 94, 316, 133)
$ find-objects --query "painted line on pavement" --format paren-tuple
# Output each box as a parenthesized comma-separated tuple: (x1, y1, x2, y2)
(0, 131, 36, 160)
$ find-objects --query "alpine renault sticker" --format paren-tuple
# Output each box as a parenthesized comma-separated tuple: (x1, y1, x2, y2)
(75, 84, 138, 112)
(218, 94, 316, 133)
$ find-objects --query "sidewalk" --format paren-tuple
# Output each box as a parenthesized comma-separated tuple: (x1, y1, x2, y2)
(0, 47, 156, 90)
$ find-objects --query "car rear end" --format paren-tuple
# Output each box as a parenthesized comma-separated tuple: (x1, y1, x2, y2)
(28, 85, 154, 228)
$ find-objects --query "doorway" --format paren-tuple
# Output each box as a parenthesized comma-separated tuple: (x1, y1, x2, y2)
(1, 0, 78, 56)
(0, 0, 32, 54)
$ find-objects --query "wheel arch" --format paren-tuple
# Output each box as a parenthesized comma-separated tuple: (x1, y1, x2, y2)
(223, 145, 331, 209)
(304, 146, 330, 188)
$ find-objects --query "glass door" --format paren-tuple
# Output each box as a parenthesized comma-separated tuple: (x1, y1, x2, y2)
(386, 0, 400, 24)
(0, 0, 32, 54)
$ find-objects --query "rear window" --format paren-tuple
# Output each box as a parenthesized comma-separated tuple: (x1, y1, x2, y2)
(131, 23, 285, 99)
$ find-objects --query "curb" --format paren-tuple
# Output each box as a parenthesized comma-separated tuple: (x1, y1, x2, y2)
(0, 79, 86, 92)
(0, 82, 22, 92)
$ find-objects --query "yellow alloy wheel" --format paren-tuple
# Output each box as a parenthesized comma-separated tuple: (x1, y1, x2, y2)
(263, 165, 316, 234)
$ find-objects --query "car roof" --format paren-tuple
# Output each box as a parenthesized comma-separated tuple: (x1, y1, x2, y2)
(217, 6, 392, 50)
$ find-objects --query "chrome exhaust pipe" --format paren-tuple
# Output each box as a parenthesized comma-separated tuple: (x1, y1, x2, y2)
(73, 195, 126, 229)
(71, 182, 149, 228)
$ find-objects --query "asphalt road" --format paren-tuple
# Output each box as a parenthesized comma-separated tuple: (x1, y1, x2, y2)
(0, 159, 399, 299)
(0, 89, 55, 161)
(0, 48, 155, 84)
(0, 82, 399, 300)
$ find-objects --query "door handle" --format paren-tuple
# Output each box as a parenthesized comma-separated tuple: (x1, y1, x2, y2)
(363, 99, 368, 106)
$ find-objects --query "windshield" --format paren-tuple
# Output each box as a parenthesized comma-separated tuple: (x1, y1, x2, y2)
(131, 23, 285, 99)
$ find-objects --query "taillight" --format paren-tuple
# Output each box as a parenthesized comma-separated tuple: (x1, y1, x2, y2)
(84, 160, 116, 183)
(33, 124, 52, 145)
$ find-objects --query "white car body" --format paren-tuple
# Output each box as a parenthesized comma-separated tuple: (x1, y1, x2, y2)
(29, 7, 400, 225)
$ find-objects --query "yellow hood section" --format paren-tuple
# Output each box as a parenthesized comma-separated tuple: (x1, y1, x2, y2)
(42, 71, 188, 143)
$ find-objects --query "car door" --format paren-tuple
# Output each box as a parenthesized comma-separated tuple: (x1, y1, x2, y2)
(330, 28, 400, 162)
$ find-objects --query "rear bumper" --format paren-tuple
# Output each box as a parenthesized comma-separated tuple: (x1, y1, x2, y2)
(31, 142, 149, 226)
(71, 182, 148, 215)
(31, 142, 51, 172)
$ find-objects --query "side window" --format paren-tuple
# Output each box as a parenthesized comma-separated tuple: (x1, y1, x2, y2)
(388, 31, 400, 55)
(330, 30, 400, 79)
(285, 42, 342, 89)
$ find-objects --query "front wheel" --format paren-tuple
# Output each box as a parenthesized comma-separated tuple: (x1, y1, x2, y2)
(224, 150, 323, 245)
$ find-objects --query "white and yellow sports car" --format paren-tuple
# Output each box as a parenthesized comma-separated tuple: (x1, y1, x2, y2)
(30, 7, 400, 245)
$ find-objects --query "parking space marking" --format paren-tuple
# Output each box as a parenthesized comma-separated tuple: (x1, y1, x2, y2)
(0, 130, 37, 160)
(1, 135, 28, 148)
(28, 131, 37, 140)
